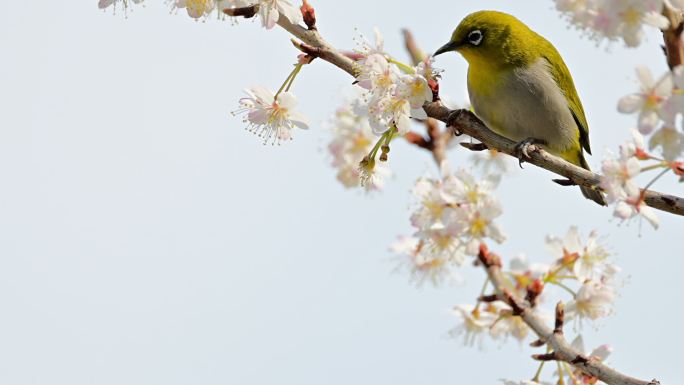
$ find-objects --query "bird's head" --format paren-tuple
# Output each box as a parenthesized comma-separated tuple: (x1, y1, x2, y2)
(434, 10, 535, 69)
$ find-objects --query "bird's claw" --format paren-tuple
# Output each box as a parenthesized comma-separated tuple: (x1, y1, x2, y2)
(446, 109, 465, 136)
(514, 138, 546, 168)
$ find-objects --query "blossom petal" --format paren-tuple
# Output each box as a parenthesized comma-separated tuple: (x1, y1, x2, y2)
(288, 111, 309, 129)
(617, 94, 644, 113)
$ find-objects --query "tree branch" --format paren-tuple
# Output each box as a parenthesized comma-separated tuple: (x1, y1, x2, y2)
(423, 104, 684, 216)
(477, 247, 660, 385)
(219, 7, 680, 385)
(663, 4, 684, 69)
(272, 12, 684, 217)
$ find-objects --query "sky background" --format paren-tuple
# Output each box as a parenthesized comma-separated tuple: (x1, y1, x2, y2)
(0, 1, 681, 384)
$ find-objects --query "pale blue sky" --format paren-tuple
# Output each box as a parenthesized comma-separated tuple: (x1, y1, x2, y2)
(0, 1, 681, 384)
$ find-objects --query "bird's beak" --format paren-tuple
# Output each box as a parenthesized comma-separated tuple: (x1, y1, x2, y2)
(434, 41, 459, 56)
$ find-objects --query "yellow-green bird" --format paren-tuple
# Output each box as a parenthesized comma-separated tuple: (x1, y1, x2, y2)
(434, 10, 605, 206)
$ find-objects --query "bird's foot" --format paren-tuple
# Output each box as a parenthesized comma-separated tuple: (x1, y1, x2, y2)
(514, 137, 547, 168)
(446, 109, 467, 136)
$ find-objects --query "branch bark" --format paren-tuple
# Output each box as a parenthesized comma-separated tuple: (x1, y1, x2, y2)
(274, 13, 684, 217)
(423, 104, 684, 216)
(663, 4, 684, 69)
(478, 247, 659, 385)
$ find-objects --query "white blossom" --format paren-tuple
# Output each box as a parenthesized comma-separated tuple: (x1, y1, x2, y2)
(565, 280, 615, 321)
(613, 190, 660, 229)
(397, 167, 505, 286)
(566, 335, 613, 384)
(255, 0, 303, 29)
(353, 29, 432, 135)
(217, 0, 302, 27)
(233, 86, 309, 145)
(501, 381, 546, 385)
(600, 133, 660, 229)
(390, 236, 457, 287)
(509, 254, 551, 291)
(172, 0, 215, 19)
(555, 0, 669, 47)
(470, 149, 512, 182)
(618, 67, 674, 134)
(99, 0, 144, 12)
(328, 100, 389, 191)
(444, 197, 506, 255)
(489, 308, 530, 342)
(649, 126, 684, 160)
(449, 304, 497, 347)
(545, 227, 611, 281)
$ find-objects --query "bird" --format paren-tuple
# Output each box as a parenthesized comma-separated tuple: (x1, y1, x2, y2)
(434, 10, 606, 206)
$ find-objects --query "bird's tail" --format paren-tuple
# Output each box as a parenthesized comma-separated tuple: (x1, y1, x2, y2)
(578, 153, 606, 206)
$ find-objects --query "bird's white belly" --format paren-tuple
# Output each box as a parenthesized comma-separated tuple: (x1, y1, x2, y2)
(468, 59, 577, 153)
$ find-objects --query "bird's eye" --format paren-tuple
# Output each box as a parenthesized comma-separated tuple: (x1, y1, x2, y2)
(468, 30, 484, 46)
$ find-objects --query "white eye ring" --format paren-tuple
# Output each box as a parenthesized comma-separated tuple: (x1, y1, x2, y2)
(468, 30, 483, 46)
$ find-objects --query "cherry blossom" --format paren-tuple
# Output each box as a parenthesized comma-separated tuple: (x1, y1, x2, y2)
(390, 236, 456, 287)
(449, 304, 498, 348)
(618, 67, 674, 134)
(649, 126, 684, 160)
(566, 335, 613, 384)
(565, 280, 615, 321)
(255, 0, 303, 29)
(444, 197, 506, 255)
(172, 0, 216, 18)
(501, 381, 546, 385)
(233, 86, 309, 145)
(489, 308, 530, 342)
(600, 133, 660, 229)
(353, 29, 433, 134)
(328, 101, 389, 191)
(470, 149, 512, 182)
(545, 227, 611, 281)
(98, 0, 144, 12)
(555, 0, 669, 47)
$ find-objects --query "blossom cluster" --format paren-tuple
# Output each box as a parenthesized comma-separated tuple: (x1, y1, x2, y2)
(392, 165, 505, 286)
(618, 66, 684, 159)
(100, 0, 303, 27)
(601, 131, 661, 228)
(449, 227, 616, 343)
(327, 99, 390, 191)
(354, 29, 435, 135)
(553, 0, 682, 47)
(599, 65, 684, 228)
(503, 335, 612, 385)
(447, 227, 618, 383)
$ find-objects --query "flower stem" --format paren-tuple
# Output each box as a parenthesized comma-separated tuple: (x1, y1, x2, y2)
(388, 57, 416, 74)
(532, 358, 546, 382)
(640, 162, 669, 173)
(274, 63, 304, 100)
(549, 280, 577, 297)
(368, 126, 397, 161)
(474, 277, 490, 311)
(643, 167, 672, 191)
(284, 63, 303, 93)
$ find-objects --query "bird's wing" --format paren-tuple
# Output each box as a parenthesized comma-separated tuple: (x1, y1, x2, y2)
(542, 52, 592, 155)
